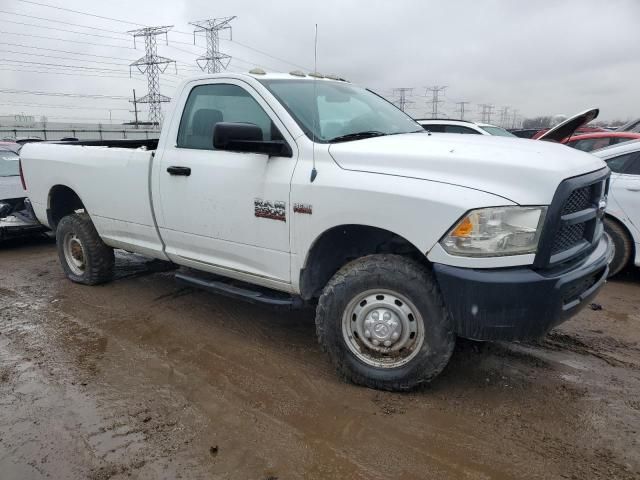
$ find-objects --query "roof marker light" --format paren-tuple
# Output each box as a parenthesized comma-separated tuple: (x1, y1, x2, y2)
(289, 70, 306, 77)
(249, 68, 266, 75)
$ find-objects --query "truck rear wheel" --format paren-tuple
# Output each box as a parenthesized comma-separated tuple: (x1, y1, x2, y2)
(56, 212, 114, 285)
(316, 254, 455, 391)
(604, 217, 632, 277)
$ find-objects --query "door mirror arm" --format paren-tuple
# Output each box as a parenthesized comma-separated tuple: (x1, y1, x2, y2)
(213, 122, 292, 158)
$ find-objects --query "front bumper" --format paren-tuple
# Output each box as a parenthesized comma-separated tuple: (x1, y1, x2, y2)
(433, 235, 612, 341)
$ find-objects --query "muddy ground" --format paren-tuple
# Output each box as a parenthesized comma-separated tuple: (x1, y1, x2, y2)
(0, 236, 639, 480)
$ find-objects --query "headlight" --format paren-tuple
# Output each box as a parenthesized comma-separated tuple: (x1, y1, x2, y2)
(441, 206, 547, 257)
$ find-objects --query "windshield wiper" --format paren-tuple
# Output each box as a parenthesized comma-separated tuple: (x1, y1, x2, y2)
(328, 131, 387, 143)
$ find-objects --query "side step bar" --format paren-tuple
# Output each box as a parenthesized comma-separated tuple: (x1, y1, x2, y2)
(175, 271, 305, 309)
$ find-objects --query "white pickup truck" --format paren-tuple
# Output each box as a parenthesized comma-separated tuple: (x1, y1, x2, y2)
(21, 72, 612, 391)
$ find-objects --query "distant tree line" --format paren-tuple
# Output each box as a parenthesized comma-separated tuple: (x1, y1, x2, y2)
(522, 116, 628, 129)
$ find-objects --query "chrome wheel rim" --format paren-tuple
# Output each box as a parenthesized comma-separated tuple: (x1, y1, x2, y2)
(63, 232, 86, 276)
(341, 289, 425, 368)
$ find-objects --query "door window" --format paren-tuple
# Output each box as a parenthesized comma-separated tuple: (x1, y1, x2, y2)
(606, 152, 640, 173)
(421, 124, 446, 132)
(624, 154, 640, 175)
(0, 151, 19, 177)
(444, 125, 481, 134)
(177, 84, 276, 150)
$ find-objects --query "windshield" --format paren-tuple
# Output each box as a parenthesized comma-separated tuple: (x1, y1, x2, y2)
(481, 126, 516, 137)
(259, 79, 423, 142)
(0, 151, 19, 177)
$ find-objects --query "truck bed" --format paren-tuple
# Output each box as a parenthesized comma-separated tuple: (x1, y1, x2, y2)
(21, 141, 165, 258)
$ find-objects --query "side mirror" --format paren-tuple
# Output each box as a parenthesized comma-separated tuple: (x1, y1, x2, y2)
(213, 122, 292, 157)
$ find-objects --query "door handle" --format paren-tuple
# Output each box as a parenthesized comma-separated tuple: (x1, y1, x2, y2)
(167, 166, 191, 176)
(626, 187, 640, 192)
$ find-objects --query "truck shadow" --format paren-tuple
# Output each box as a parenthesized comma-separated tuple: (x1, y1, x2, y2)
(609, 266, 640, 285)
(0, 233, 55, 251)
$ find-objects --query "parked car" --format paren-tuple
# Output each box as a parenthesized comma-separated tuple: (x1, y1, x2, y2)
(416, 119, 516, 137)
(21, 72, 612, 391)
(564, 132, 640, 152)
(592, 140, 640, 276)
(0, 144, 23, 205)
(533, 125, 605, 139)
(510, 128, 540, 139)
(616, 118, 640, 133)
(0, 143, 46, 240)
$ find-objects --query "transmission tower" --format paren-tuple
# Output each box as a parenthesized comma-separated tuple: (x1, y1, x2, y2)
(393, 88, 413, 112)
(498, 106, 510, 127)
(511, 109, 520, 128)
(129, 25, 176, 126)
(424, 86, 447, 118)
(479, 104, 495, 124)
(190, 17, 236, 73)
(455, 101, 470, 120)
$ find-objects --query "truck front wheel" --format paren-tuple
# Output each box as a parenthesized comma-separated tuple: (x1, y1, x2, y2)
(56, 212, 114, 285)
(316, 254, 455, 391)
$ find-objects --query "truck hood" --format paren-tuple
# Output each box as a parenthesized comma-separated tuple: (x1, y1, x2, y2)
(328, 132, 606, 205)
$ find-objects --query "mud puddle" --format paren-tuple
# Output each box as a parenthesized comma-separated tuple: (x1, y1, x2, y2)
(1, 238, 639, 479)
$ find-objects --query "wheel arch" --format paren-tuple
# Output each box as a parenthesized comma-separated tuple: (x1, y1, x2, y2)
(47, 184, 86, 230)
(298, 224, 428, 300)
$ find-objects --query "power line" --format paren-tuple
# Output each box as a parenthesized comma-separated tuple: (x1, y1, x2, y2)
(0, 101, 130, 111)
(0, 30, 135, 50)
(0, 41, 136, 61)
(0, 48, 130, 66)
(17, 0, 309, 71)
(0, 88, 130, 100)
(221, 38, 310, 71)
(0, 18, 131, 42)
(0, 65, 160, 82)
(0, 9, 129, 35)
(16, 0, 144, 27)
(2, 58, 127, 73)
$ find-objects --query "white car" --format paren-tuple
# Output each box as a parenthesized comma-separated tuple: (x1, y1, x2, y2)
(21, 72, 612, 390)
(593, 140, 640, 276)
(0, 143, 46, 240)
(416, 119, 516, 137)
(0, 144, 23, 204)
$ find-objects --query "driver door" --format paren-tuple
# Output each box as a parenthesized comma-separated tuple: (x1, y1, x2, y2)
(155, 80, 297, 287)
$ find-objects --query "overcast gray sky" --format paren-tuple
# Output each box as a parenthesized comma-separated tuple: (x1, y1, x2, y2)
(1, 0, 638, 125)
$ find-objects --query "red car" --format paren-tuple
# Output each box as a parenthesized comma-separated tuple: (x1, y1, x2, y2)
(532, 125, 605, 139)
(563, 132, 640, 152)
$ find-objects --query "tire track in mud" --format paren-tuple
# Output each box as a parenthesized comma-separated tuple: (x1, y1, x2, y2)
(2, 244, 640, 479)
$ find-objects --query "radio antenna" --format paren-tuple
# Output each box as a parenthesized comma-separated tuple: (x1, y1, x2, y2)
(310, 23, 318, 183)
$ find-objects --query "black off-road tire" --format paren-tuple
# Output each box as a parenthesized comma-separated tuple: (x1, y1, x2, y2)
(316, 254, 455, 391)
(56, 212, 114, 285)
(604, 217, 632, 278)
